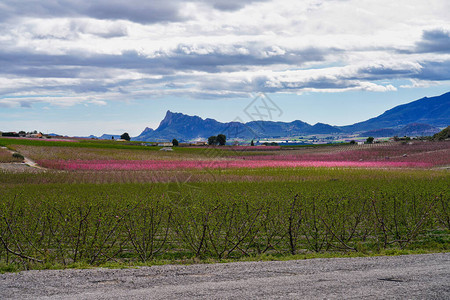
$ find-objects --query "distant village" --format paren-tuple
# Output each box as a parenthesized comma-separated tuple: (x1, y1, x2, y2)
(0, 131, 49, 139)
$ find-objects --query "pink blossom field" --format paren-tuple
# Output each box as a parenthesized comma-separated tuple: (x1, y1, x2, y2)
(36, 158, 432, 171)
(0, 136, 77, 142)
(187, 145, 281, 151)
(242, 141, 450, 165)
(33, 140, 449, 171)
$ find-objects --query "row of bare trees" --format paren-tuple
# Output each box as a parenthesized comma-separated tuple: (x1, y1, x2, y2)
(1, 189, 448, 267)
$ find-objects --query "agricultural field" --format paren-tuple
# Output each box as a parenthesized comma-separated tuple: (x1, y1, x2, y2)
(0, 147, 23, 163)
(0, 137, 449, 272)
(4, 138, 450, 171)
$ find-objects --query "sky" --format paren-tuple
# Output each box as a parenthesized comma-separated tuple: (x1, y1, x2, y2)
(0, 0, 449, 136)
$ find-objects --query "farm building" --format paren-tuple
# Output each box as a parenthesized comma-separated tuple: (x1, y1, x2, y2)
(160, 147, 173, 151)
(158, 142, 173, 147)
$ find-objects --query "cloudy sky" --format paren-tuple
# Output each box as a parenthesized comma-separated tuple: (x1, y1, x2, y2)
(0, 0, 449, 136)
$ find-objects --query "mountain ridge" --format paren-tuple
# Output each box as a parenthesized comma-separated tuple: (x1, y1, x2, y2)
(342, 92, 450, 132)
(132, 92, 449, 141)
(78, 92, 449, 141)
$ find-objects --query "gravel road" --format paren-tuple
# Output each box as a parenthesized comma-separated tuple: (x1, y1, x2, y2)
(0, 163, 44, 172)
(1, 253, 449, 299)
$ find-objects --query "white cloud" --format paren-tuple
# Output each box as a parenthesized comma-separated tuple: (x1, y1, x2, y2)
(0, 0, 449, 108)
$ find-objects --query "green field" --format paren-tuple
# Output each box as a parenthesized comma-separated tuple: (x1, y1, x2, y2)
(0, 138, 449, 272)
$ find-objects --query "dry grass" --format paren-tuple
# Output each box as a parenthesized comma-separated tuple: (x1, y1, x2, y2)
(12, 145, 198, 161)
(0, 147, 23, 163)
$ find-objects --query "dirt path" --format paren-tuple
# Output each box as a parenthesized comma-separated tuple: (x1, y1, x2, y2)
(1, 253, 448, 299)
(0, 146, 46, 172)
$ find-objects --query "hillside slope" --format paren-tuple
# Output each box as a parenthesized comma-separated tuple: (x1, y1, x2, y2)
(342, 92, 450, 132)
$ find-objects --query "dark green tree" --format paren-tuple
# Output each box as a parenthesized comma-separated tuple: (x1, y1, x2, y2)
(251, 139, 255, 146)
(208, 136, 217, 145)
(172, 138, 179, 146)
(121, 132, 131, 141)
(366, 136, 374, 144)
(217, 134, 226, 146)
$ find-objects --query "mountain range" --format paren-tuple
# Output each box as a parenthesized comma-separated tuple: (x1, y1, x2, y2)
(93, 92, 450, 142)
(341, 92, 450, 132)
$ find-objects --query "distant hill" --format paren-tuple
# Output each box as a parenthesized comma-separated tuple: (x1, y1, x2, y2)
(134, 111, 339, 141)
(342, 92, 450, 132)
(80, 134, 122, 140)
(132, 92, 449, 141)
(136, 111, 229, 141)
(100, 134, 121, 140)
(306, 123, 342, 135)
(397, 123, 441, 137)
(360, 123, 440, 137)
(433, 126, 450, 140)
(359, 128, 397, 138)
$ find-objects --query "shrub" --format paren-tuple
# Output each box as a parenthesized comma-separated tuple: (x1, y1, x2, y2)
(433, 126, 450, 141)
(12, 153, 24, 161)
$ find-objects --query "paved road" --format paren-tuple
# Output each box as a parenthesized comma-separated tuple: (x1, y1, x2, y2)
(1, 253, 449, 299)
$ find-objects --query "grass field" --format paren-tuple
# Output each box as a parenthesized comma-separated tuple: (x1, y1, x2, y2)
(0, 138, 449, 272)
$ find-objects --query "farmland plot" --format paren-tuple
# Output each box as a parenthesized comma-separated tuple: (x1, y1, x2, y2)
(0, 147, 23, 163)
(0, 138, 449, 272)
(0, 171, 448, 270)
